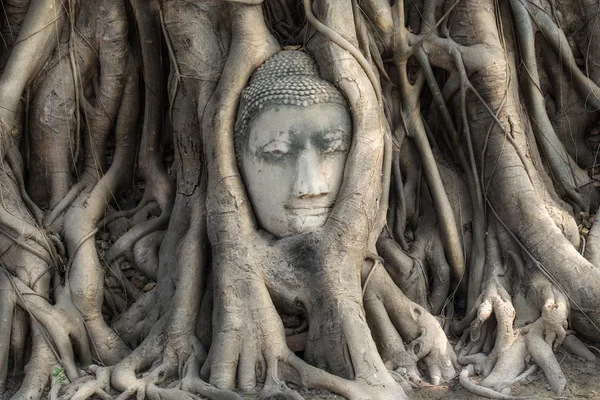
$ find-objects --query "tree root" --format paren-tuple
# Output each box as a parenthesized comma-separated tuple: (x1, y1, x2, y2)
(111, 321, 242, 400)
(561, 333, 596, 361)
(132, 231, 164, 281)
(5, 2, 600, 400)
(454, 274, 576, 397)
(10, 323, 57, 400)
(113, 290, 158, 347)
(52, 366, 111, 400)
(0, 271, 16, 393)
(5, 146, 43, 224)
(43, 182, 84, 230)
(363, 261, 458, 386)
(459, 367, 532, 400)
(9, 308, 28, 377)
(97, 198, 153, 230)
(104, 215, 170, 264)
(378, 202, 451, 314)
(10, 276, 92, 381)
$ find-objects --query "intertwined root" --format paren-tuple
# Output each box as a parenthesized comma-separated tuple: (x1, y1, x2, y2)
(202, 267, 404, 400)
(50, 366, 111, 400)
(364, 263, 458, 388)
(377, 212, 451, 314)
(453, 275, 591, 397)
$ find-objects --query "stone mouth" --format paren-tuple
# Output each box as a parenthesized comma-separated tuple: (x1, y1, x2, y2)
(284, 202, 334, 217)
(284, 201, 334, 209)
(287, 207, 331, 217)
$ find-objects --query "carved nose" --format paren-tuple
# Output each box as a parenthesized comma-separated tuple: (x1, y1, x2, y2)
(293, 148, 329, 198)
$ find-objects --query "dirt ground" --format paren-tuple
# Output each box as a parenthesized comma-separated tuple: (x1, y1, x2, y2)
(2, 344, 598, 399)
(411, 346, 600, 400)
(245, 346, 600, 400)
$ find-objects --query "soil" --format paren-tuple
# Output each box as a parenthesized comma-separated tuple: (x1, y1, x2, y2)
(1, 346, 598, 399)
(411, 347, 600, 400)
(286, 345, 600, 399)
(290, 346, 600, 400)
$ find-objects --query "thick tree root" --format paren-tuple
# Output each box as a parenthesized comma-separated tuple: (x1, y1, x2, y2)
(110, 321, 242, 400)
(454, 275, 578, 397)
(459, 367, 531, 400)
(4, 1, 600, 400)
(0, 271, 16, 393)
(364, 263, 458, 386)
(11, 277, 92, 381)
(10, 324, 57, 400)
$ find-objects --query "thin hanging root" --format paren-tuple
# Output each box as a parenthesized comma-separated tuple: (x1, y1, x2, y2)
(402, 107, 466, 293)
(508, 0, 586, 212)
(0, 203, 59, 264)
(459, 368, 532, 400)
(129, 0, 174, 217)
(416, 48, 486, 307)
(523, 2, 600, 111)
(361, 0, 392, 48)
(391, 28, 466, 294)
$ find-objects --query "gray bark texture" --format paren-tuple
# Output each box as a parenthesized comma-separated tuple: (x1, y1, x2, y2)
(0, 0, 599, 399)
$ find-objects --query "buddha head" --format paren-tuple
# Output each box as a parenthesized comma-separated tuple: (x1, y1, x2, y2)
(235, 50, 352, 238)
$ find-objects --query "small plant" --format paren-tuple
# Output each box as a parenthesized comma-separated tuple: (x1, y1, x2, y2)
(52, 367, 67, 386)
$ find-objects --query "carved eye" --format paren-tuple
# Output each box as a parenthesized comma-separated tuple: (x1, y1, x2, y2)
(322, 130, 350, 154)
(323, 138, 349, 154)
(261, 140, 291, 159)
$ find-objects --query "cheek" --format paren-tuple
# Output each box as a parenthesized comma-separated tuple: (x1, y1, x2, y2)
(242, 159, 294, 197)
(321, 154, 347, 185)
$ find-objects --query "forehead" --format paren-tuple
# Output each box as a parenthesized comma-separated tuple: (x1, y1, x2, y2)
(246, 104, 351, 146)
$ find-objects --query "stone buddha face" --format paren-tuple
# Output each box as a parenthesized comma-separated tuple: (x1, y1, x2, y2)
(235, 50, 352, 238)
(240, 103, 351, 238)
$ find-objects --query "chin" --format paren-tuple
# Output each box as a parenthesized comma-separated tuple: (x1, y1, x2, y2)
(282, 213, 329, 237)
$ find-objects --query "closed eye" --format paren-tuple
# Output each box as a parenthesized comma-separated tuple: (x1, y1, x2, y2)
(322, 129, 350, 154)
(261, 140, 291, 159)
(323, 139, 349, 153)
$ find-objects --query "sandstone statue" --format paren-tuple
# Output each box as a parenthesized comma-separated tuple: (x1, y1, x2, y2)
(0, 0, 599, 399)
